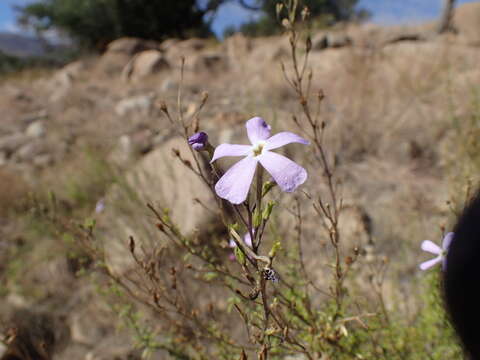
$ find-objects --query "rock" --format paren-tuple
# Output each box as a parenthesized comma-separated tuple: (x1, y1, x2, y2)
(160, 77, 177, 92)
(122, 50, 169, 81)
(106, 37, 161, 55)
(312, 32, 352, 50)
(176, 37, 207, 52)
(25, 121, 46, 138)
(97, 37, 162, 76)
(164, 38, 209, 66)
(115, 93, 155, 117)
(312, 33, 328, 50)
(0, 133, 29, 154)
(14, 141, 47, 161)
(454, 2, 480, 45)
(131, 128, 154, 154)
(190, 51, 228, 73)
(33, 154, 53, 167)
(70, 306, 108, 345)
(99, 136, 215, 274)
(327, 32, 352, 48)
(20, 109, 48, 125)
(160, 38, 180, 51)
(45, 62, 86, 102)
(61, 60, 86, 78)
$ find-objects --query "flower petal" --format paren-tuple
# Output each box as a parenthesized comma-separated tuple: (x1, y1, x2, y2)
(246, 117, 271, 144)
(244, 232, 253, 247)
(258, 151, 307, 192)
(211, 144, 251, 163)
(419, 256, 442, 271)
(421, 240, 442, 255)
(442, 232, 454, 250)
(264, 132, 309, 151)
(215, 156, 258, 204)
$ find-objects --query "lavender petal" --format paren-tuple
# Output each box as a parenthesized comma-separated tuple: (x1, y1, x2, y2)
(244, 232, 253, 247)
(265, 132, 309, 151)
(246, 117, 271, 144)
(215, 156, 258, 204)
(259, 151, 307, 193)
(419, 256, 442, 271)
(442, 232, 454, 250)
(421, 240, 442, 255)
(211, 144, 251, 163)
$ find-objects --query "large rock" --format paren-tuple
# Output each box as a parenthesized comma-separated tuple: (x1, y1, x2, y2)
(190, 51, 228, 73)
(99, 136, 215, 274)
(0, 133, 29, 154)
(106, 37, 161, 55)
(97, 38, 161, 76)
(164, 38, 211, 68)
(121, 50, 170, 81)
(312, 32, 353, 50)
(45, 61, 86, 102)
(454, 2, 480, 45)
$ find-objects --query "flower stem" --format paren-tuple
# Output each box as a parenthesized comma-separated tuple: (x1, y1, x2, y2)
(254, 166, 264, 250)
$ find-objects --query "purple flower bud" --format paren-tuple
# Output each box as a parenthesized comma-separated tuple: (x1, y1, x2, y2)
(188, 132, 208, 151)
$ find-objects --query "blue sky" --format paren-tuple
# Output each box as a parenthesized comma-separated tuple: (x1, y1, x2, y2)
(0, 0, 478, 37)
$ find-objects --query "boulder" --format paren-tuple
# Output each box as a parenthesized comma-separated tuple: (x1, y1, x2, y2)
(327, 32, 352, 48)
(311, 33, 328, 50)
(311, 32, 352, 51)
(190, 51, 228, 73)
(99, 136, 215, 274)
(0, 133, 29, 154)
(164, 38, 210, 67)
(176, 37, 207, 52)
(454, 2, 480, 45)
(106, 37, 161, 55)
(121, 50, 170, 81)
(13, 141, 47, 162)
(25, 120, 46, 138)
(98, 38, 161, 76)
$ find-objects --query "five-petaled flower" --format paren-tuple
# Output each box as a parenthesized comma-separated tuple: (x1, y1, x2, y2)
(211, 117, 309, 204)
(419, 232, 454, 271)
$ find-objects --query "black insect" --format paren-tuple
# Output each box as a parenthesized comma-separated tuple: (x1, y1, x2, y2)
(263, 268, 279, 283)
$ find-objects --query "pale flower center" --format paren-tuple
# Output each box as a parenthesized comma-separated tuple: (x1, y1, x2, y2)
(252, 141, 266, 157)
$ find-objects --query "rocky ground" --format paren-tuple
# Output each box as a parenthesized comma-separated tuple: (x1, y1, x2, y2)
(1, 2, 480, 359)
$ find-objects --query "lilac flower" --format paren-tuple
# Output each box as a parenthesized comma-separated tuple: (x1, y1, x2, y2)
(211, 117, 309, 204)
(95, 198, 105, 213)
(229, 232, 253, 249)
(419, 232, 454, 271)
(188, 132, 209, 151)
(229, 232, 253, 261)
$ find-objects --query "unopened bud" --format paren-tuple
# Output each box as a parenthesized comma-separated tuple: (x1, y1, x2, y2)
(188, 132, 209, 151)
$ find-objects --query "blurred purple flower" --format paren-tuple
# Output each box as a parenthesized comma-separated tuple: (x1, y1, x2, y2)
(211, 117, 309, 204)
(188, 132, 209, 151)
(229, 232, 253, 261)
(95, 198, 105, 213)
(419, 232, 454, 271)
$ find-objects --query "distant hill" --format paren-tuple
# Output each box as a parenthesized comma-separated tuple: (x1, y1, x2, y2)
(0, 32, 51, 58)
